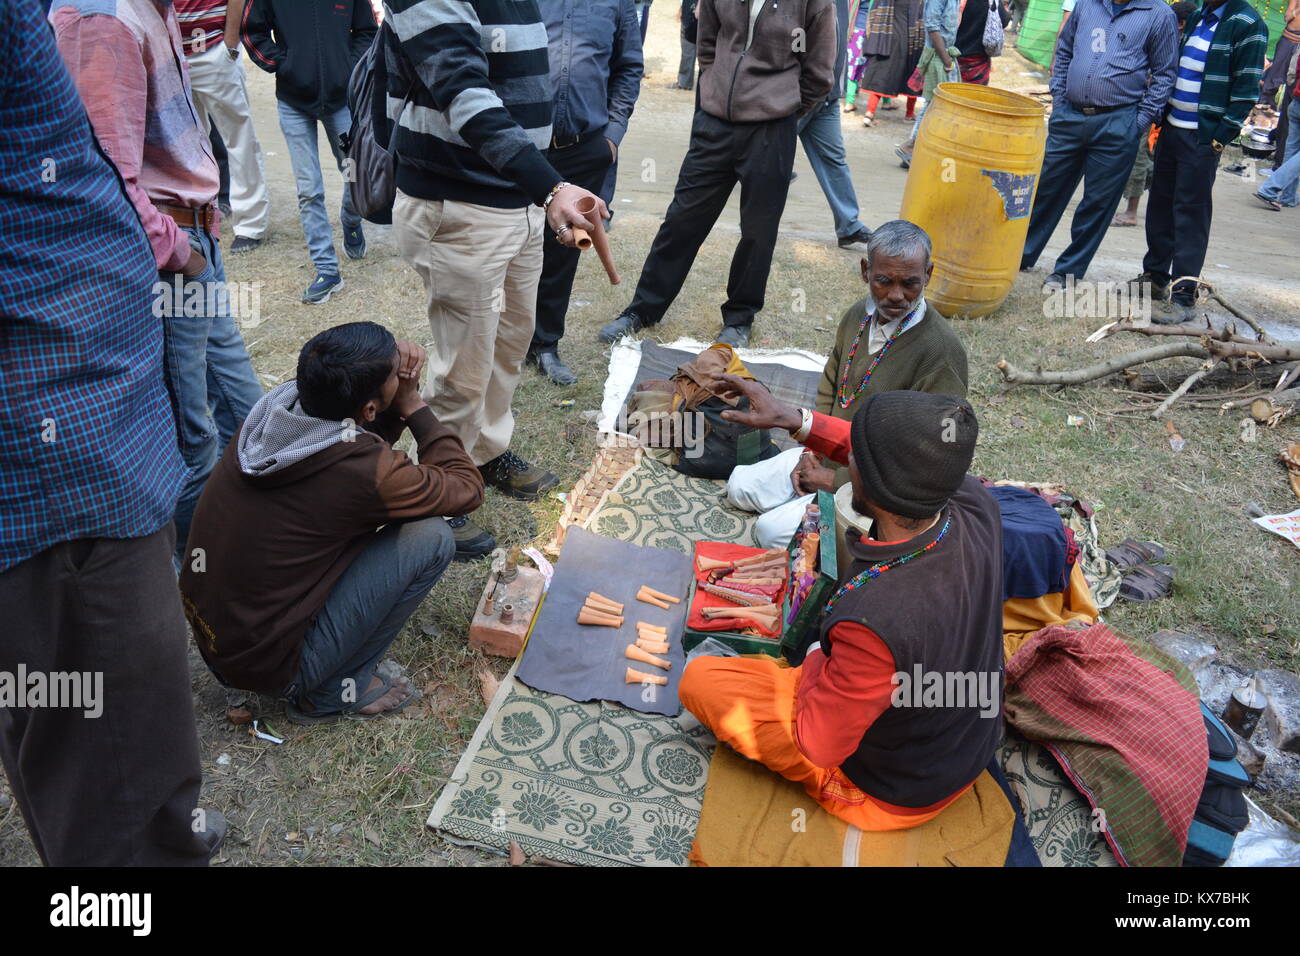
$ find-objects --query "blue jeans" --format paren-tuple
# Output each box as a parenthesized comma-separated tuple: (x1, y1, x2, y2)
(798, 98, 868, 239)
(1020, 102, 1143, 279)
(160, 225, 263, 563)
(1259, 97, 1300, 207)
(291, 517, 455, 715)
(276, 100, 360, 276)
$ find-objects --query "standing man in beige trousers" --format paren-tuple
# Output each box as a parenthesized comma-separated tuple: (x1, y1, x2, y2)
(176, 0, 270, 254)
(385, 0, 607, 560)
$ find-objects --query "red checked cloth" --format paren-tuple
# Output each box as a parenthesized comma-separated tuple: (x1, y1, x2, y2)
(1005, 623, 1207, 867)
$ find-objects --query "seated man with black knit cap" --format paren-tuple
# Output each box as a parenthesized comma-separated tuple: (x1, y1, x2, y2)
(679, 377, 1004, 831)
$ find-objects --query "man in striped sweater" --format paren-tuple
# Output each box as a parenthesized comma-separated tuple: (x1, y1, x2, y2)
(384, 0, 609, 559)
(1137, 0, 1268, 323)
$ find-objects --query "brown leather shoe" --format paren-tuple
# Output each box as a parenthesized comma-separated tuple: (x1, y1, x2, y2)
(479, 450, 558, 501)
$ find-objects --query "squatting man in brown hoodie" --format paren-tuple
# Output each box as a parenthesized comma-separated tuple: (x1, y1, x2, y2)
(181, 322, 485, 722)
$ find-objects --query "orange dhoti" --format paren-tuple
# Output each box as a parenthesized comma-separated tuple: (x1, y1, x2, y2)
(679, 654, 966, 831)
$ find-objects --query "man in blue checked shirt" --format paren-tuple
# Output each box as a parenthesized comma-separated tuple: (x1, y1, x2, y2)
(1137, 0, 1268, 323)
(1020, 0, 1179, 288)
(0, 0, 223, 865)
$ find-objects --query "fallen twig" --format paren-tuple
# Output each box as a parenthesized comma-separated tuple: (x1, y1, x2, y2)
(1150, 365, 1213, 419)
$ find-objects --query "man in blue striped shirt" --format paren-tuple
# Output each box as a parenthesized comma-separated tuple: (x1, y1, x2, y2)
(1138, 0, 1268, 322)
(1, 0, 222, 865)
(1021, 0, 1179, 287)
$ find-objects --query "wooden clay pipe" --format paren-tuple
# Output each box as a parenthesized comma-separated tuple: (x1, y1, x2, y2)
(625, 644, 672, 670)
(626, 666, 667, 686)
(578, 607, 623, 627)
(636, 638, 670, 654)
(637, 622, 667, 634)
(636, 588, 671, 610)
(575, 196, 620, 285)
(587, 592, 623, 612)
(639, 585, 680, 605)
(696, 555, 735, 572)
(699, 582, 769, 606)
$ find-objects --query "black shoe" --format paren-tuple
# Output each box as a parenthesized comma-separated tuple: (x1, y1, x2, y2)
(198, 807, 228, 860)
(479, 450, 559, 501)
(343, 224, 366, 260)
(217, 199, 232, 217)
(528, 349, 578, 386)
(230, 236, 263, 254)
(1151, 300, 1197, 325)
(837, 227, 872, 249)
(448, 514, 496, 561)
(716, 324, 752, 348)
(598, 310, 650, 344)
(1132, 271, 1170, 302)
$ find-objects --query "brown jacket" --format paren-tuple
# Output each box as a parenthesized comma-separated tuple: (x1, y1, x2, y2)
(181, 404, 484, 695)
(697, 0, 838, 122)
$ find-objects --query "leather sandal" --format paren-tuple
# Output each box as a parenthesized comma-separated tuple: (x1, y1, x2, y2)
(1104, 537, 1166, 570)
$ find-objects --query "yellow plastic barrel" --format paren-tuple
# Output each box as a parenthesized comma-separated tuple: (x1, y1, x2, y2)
(899, 83, 1047, 319)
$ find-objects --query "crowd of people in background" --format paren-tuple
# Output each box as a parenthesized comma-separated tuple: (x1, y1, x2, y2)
(0, 0, 1290, 866)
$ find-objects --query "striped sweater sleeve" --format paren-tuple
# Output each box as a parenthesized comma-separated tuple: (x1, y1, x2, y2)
(1213, 13, 1267, 145)
(385, 0, 560, 204)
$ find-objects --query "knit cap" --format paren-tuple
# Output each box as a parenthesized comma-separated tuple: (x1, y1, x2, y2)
(849, 391, 978, 518)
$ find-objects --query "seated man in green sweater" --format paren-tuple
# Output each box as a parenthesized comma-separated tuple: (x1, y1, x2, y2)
(726, 219, 969, 546)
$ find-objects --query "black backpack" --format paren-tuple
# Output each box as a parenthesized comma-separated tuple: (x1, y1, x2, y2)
(343, 26, 411, 226)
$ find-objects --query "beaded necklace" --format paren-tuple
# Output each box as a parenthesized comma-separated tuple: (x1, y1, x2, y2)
(824, 514, 952, 611)
(835, 300, 923, 409)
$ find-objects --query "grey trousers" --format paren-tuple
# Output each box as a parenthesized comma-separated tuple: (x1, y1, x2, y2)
(290, 517, 455, 714)
(0, 525, 213, 865)
(678, 38, 697, 89)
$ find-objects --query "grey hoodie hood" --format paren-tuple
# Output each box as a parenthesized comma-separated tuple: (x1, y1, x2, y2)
(237, 381, 354, 477)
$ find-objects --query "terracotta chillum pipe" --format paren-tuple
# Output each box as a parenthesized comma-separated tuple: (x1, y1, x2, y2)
(626, 666, 667, 686)
(574, 196, 620, 285)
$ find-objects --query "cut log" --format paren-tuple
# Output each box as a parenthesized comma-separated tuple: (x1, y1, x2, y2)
(1251, 389, 1300, 425)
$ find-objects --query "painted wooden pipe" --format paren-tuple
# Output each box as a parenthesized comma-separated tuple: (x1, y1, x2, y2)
(625, 644, 671, 670)
(575, 196, 620, 285)
(734, 550, 786, 568)
(699, 582, 769, 606)
(722, 576, 783, 587)
(639, 585, 681, 605)
(625, 667, 667, 686)
(701, 605, 778, 623)
(578, 608, 623, 627)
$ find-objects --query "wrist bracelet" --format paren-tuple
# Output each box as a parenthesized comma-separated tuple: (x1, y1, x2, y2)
(542, 181, 573, 211)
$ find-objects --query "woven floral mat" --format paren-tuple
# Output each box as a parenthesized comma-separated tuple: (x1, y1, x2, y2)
(584, 455, 760, 552)
(430, 458, 745, 865)
(999, 729, 1118, 867)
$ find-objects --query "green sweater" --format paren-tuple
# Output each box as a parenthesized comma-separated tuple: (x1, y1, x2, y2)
(1178, 0, 1268, 147)
(815, 296, 969, 486)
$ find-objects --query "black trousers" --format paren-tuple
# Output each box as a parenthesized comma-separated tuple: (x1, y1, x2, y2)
(531, 133, 615, 353)
(1142, 124, 1220, 305)
(0, 525, 212, 865)
(628, 108, 798, 329)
